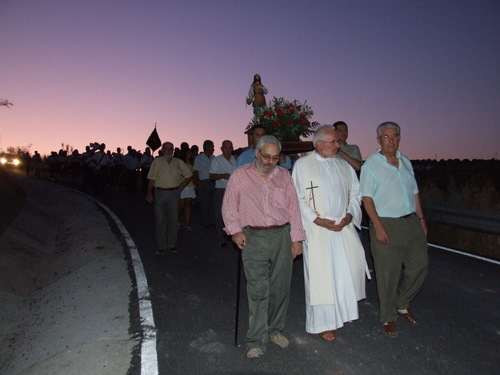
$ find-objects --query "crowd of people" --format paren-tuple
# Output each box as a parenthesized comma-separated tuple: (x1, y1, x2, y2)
(20, 143, 182, 195)
(18, 120, 428, 360)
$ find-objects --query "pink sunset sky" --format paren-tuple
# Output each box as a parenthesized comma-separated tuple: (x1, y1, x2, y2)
(1, 0, 499, 160)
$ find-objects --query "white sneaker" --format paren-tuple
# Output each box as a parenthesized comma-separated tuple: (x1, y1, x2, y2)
(247, 347, 264, 359)
(269, 333, 289, 348)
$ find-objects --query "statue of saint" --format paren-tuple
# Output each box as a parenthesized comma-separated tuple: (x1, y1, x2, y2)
(246, 74, 268, 115)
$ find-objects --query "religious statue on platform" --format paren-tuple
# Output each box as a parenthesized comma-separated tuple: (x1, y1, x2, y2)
(246, 74, 268, 115)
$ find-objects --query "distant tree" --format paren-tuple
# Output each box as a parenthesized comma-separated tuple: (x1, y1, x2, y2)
(61, 142, 74, 153)
(0, 98, 13, 107)
(6, 145, 32, 156)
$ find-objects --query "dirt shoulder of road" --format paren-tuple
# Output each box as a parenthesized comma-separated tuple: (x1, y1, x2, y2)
(0, 172, 136, 375)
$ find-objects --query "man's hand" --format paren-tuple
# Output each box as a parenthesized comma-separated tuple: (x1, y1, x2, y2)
(313, 217, 337, 230)
(330, 213, 352, 232)
(291, 241, 303, 259)
(146, 192, 154, 204)
(232, 232, 247, 250)
(420, 218, 428, 237)
(373, 222, 389, 244)
(314, 214, 352, 232)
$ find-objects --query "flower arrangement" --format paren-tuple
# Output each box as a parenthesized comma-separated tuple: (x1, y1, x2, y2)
(246, 97, 319, 142)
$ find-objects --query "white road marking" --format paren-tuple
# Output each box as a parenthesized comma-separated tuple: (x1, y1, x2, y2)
(82, 194, 159, 375)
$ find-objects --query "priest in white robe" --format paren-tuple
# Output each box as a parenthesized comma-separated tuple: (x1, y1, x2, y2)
(291, 125, 370, 341)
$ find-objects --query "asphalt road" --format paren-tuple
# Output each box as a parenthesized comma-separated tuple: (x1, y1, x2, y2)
(2, 170, 499, 375)
(93, 176, 499, 375)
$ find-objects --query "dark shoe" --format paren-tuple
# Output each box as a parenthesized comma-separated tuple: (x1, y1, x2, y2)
(169, 247, 178, 253)
(398, 309, 418, 324)
(156, 249, 165, 255)
(383, 322, 398, 337)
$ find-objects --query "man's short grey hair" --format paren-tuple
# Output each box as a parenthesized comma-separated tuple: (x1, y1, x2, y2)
(312, 124, 336, 148)
(256, 135, 282, 153)
(377, 122, 401, 137)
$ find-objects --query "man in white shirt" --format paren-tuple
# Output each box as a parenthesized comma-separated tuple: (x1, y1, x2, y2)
(193, 140, 216, 228)
(209, 140, 238, 247)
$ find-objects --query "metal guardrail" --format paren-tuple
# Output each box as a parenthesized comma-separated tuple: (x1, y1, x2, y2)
(425, 205, 500, 235)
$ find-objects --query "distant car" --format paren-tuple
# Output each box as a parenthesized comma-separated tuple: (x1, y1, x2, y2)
(0, 153, 21, 167)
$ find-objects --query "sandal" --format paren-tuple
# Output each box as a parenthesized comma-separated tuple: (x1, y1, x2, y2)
(383, 322, 398, 337)
(319, 330, 336, 341)
(398, 309, 418, 324)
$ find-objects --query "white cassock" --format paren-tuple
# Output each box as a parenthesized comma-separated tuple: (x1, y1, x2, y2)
(292, 151, 370, 333)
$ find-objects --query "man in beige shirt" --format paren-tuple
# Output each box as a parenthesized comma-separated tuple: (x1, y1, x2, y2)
(147, 142, 192, 254)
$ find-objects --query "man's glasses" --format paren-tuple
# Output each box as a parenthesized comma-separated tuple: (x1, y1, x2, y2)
(258, 150, 280, 162)
(319, 139, 340, 145)
(380, 134, 400, 140)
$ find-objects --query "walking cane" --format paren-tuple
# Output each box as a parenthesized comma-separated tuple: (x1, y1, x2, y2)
(234, 247, 242, 346)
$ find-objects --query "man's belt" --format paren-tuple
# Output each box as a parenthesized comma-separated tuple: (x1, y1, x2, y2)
(246, 223, 289, 230)
(399, 213, 415, 219)
(155, 186, 178, 191)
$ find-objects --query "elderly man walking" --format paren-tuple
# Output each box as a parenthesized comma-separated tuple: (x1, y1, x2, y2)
(292, 125, 370, 342)
(146, 142, 192, 254)
(360, 122, 428, 337)
(222, 135, 305, 359)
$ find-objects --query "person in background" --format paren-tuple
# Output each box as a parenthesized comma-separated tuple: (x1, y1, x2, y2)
(47, 151, 59, 181)
(123, 147, 140, 195)
(190, 144, 199, 159)
(140, 147, 154, 194)
(32, 151, 42, 179)
(22, 152, 31, 176)
(67, 149, 82, 183)
(178, 147, 196, 231)
(237, 124, 292, 170)
(333, 121, 362, 172)
(193, 140, 216, 229)
(360, 121, 428, 337)
(209, 140, 237, 247)
(89, 144, 112, 194)
(146, 142, 192, 254)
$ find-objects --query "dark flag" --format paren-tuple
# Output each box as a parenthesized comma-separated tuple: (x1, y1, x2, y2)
(146, 125, 162, 151)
